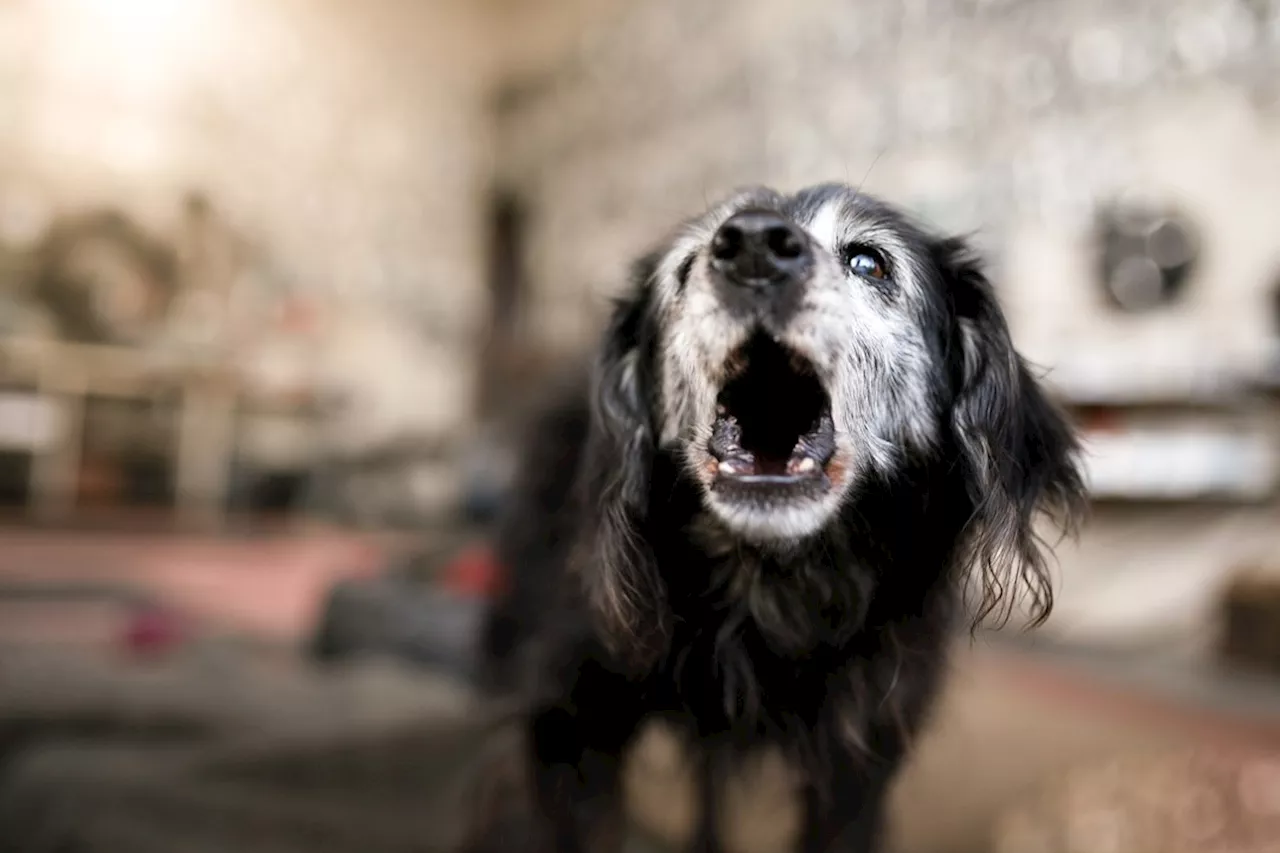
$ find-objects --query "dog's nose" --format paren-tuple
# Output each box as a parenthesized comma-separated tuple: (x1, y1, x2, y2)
(710, 211, 812, 287)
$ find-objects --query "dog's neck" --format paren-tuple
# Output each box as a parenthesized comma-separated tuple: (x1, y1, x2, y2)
(685, 511, 875, 655)
(686, 511, 818, 560)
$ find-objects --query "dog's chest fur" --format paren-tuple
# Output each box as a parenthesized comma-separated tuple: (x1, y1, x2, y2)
(639, 513, 887, 751)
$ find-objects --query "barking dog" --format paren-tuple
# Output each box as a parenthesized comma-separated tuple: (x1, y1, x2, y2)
(474, 183, 1086, 853)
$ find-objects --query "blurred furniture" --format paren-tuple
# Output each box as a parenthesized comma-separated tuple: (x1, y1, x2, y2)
(0, 197, 328, 528)
(1049, 205, 1279, 503)
(309, 540, 499, 680)
(0, 336, 238, 527)
(304, 436, 467, 531)
(1220, 563, 1280, 674)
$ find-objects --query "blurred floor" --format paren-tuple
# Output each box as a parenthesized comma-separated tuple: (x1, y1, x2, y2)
(3, 631, 1277, 853)
(634, 636, 1280, 852)
(887, 639, 1280, 853)
(0, 522, 414, 644)
(0, 525, 1279, 852)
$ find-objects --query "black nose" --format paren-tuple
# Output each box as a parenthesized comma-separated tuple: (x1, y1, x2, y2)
(710, 210, 812, 287)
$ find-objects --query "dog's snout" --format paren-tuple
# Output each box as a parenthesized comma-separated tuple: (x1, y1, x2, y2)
(710, 210, 811, 287)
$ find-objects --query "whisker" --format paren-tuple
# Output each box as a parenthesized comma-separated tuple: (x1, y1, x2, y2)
(854, 146, 888, 197)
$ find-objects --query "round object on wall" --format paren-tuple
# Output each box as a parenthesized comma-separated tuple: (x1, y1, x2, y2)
(1093, 203, 1199, 313)
(32, 209, 178, 345)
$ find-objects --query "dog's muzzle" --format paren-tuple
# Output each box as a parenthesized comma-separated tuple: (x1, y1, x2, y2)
(710, 210, 812, 289)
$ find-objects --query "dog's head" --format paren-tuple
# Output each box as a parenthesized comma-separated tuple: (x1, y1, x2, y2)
(579, 183, 1085, 659)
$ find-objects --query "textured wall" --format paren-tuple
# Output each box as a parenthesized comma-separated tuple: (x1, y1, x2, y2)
(498, 0, 1280, 393)
(2, 0, 492, 323)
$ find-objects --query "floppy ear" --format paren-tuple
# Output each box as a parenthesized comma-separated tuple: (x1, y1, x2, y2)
(939, 238, 1087, 628)
(573, 252, 671, 669)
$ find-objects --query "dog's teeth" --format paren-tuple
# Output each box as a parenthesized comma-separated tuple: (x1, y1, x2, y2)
(718, 458, 755, 476)
(794, 457, 818, 474)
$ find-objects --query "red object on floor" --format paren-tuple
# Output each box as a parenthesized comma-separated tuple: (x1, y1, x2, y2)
(439, 544, 505, 599)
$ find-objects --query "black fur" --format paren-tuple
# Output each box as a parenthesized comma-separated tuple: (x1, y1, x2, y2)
(474, 197, 1085, 853)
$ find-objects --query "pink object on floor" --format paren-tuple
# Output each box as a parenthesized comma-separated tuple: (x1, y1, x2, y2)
(122, 605, 187, 656)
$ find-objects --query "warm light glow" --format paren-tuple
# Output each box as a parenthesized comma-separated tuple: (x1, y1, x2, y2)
(63, 0, 209, 45)
(39, 0, 221, 108)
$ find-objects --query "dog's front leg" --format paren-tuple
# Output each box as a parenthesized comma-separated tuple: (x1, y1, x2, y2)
(528, 670, 645, 853)
(798, 751, 897, 853)
(687, 752, 724, 853)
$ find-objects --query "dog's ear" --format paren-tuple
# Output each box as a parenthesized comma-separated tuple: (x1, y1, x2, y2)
(575, 252, 671, 669)
(938, 237, 1087, 628)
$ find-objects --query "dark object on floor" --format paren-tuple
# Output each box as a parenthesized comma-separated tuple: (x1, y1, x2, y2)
(1219, 566, 1280, 673)
(239, 470, 312, 514)
(0, 450, 32, 507)
(310, 577, 486, 681)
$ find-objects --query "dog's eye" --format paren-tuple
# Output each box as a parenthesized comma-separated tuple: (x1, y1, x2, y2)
(843, 245, 888, 280)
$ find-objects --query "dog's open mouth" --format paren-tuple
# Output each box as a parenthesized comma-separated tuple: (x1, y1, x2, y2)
(708, 333, 835, 488)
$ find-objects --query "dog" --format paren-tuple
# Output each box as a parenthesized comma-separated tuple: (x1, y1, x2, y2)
(473, 183, 1086, 853)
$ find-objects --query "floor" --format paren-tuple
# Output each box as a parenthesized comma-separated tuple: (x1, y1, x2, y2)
(0, 521, 408, 643)
(1, 522, 1279, 852)
(4, 632, 1273, 853)
(623, 636, 1280, 853)
(888, 639, 1280, 853)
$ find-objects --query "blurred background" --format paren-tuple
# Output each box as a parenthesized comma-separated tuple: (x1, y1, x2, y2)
(1, 0, 1280, 850)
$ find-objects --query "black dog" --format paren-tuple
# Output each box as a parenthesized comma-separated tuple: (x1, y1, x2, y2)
(475, 183, 1085, 852)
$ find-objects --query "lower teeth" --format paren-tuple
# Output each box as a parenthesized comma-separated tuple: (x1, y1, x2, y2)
(717, 457, 820, 476)
(790, 456, 818, 474)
